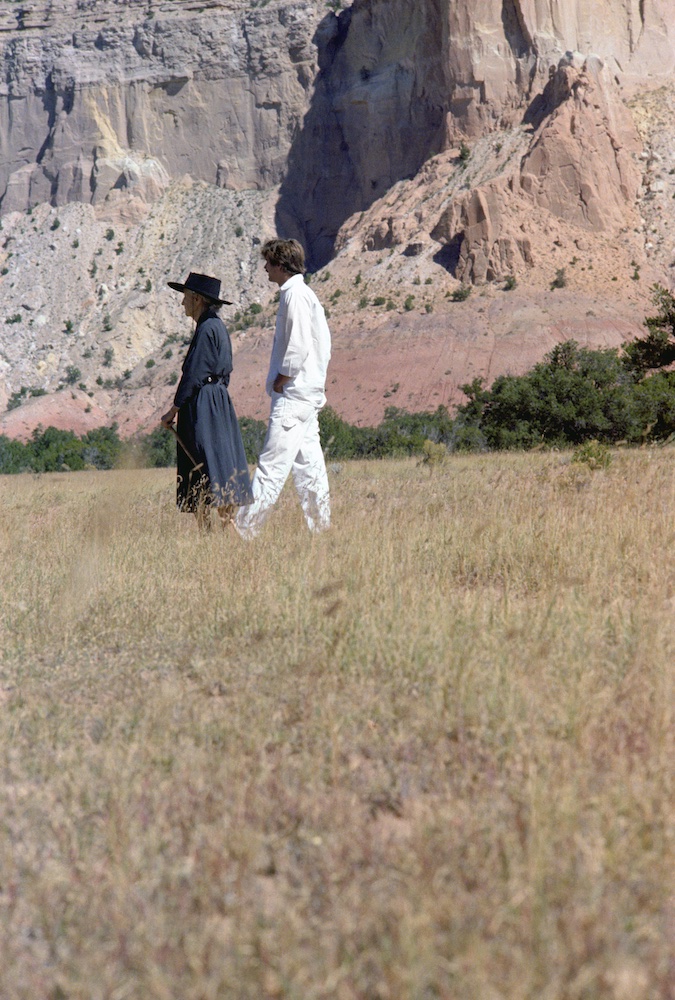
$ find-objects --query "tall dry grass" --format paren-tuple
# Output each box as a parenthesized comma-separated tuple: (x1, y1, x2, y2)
(0, 449, 673, 1000)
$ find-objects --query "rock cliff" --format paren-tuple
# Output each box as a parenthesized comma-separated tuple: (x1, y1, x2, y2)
(1, 0, 674, 436)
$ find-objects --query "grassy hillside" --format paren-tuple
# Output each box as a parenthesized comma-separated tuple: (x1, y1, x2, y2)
(0, 453, 672, 998)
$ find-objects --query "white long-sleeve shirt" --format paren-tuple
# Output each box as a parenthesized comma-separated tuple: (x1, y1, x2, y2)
(265, 273, 331, 407)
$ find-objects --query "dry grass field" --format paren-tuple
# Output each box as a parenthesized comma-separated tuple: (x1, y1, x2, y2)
(0, 449, 673, 1000)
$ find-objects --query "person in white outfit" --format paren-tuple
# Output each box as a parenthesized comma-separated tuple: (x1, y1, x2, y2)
(235, 238, 332, 539)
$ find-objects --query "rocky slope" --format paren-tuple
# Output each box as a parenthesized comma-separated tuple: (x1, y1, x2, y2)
(1, 0, 674, 438)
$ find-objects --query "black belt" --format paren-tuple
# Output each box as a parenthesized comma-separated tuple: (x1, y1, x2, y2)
(204, 375, 227, 385)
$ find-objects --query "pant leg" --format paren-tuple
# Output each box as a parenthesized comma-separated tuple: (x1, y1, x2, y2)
(235, 395, 313, 539)
(291, 408, 330, 533)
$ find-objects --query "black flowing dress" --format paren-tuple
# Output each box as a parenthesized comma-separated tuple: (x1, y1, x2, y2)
(173, 306, 253, 511)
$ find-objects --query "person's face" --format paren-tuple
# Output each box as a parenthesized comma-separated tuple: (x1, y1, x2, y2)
(182, 290, 203, 320)
(264, 257, 289, 286)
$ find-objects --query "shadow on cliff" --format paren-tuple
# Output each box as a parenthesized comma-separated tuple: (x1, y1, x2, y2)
(275, 9, 447, 271)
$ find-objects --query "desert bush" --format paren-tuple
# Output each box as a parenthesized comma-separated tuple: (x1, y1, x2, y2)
(418, 438, 447, 467)
(239, 416, 268, 463)
(622, 284, 675, 376)
(6, 386, 46, 411)
(140, 426, 175, 468)
(456, 342, 646, 449)
(571, 439, 612, 470)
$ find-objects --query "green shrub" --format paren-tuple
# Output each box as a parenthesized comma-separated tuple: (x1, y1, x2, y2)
(571, 439, 612, 470)
(418, 439, 447, 467)
(451, 285, 471, 302)
(239, 417, 268, 463)
(139, 427, 174, 468)
(453, 336, 675, 449)
(551, 268, 567, 289)
(622, 285, 675, 377)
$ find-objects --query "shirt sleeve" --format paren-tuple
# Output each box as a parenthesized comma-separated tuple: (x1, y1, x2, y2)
(277, 289, 311, 379)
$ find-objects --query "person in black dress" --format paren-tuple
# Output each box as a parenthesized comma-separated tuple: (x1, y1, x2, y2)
(160, 272, 253, 529)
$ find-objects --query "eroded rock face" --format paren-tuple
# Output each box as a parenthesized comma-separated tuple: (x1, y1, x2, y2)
(430, 55, 643, 284)
(1, 0, 673, 263)
(0, 0, 322, 214)
(0, 0, 674, 437)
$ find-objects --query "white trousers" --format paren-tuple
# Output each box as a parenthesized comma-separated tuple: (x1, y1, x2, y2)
(235, 394, 330, 539)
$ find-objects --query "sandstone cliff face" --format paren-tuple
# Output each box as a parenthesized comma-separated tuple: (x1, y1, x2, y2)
(425, 55, 643, 285)
(2, 0, 673, 259)
(0, 0, 322, 213)
(1, 0, 674, 436)
(275, 0, 674, 264)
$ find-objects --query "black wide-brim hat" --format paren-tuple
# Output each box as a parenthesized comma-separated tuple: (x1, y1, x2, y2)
(167, 271, 232, 305)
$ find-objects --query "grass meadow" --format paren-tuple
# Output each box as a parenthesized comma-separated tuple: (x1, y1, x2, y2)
(0, 449, 673, 1000)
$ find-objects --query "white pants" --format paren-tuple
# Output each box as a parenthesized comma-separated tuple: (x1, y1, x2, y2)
(235, 394, 330, 539)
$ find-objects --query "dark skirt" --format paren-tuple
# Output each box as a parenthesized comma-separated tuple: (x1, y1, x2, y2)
(176, 383, 253, 512)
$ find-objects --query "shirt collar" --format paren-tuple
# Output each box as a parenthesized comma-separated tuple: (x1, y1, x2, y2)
(280, 273, 304, 292)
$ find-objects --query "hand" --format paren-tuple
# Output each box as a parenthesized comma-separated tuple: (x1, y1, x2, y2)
(273, 373, 292, 394)
(160, 405, 178, 428)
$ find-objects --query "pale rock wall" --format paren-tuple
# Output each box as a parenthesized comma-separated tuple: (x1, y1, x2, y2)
(2, 0, 674, 267)
(0, 0, 322, 213)
(437, 55, 644, 284)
